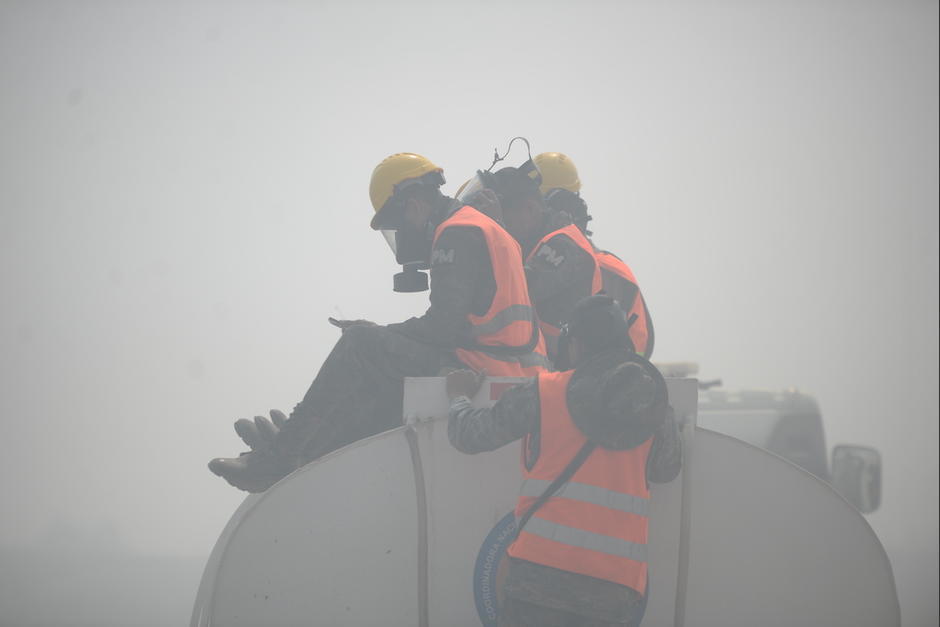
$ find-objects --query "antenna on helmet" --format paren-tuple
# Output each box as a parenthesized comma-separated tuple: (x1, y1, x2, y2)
(486, 136, 533, 172)
(485, 137, 542, 188)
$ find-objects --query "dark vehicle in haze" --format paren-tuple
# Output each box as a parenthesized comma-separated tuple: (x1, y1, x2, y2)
(697, 385, 883, 513)
(656, 363, 883, 514)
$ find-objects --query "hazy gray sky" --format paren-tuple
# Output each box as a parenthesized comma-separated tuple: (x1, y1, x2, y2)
(1, 0, 937, 624)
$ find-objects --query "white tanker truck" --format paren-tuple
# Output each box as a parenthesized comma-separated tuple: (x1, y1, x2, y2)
(191, 375, 898, 627)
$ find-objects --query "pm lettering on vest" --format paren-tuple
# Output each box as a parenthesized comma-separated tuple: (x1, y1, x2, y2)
(534, 244, 565, 268)
(431, 247, 455, 266)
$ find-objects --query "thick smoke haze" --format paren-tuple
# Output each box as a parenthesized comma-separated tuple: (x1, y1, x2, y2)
(1, 1, 936, 625)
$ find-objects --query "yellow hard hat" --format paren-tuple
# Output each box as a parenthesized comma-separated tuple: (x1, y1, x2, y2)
(369, 153, 444, 229)
(533, 152, 581, 195)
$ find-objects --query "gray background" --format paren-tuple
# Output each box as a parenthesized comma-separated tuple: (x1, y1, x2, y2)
(1, 1, 937, 625)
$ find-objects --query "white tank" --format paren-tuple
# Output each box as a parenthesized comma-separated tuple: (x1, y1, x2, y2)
(191, 377, 899, 627)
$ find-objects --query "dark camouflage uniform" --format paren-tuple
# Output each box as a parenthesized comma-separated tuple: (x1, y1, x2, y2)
(277, 219, 501, 464)
(448, 379, 682, 485)
(500, 560, 647, 626)
(525, 212, 598, 338)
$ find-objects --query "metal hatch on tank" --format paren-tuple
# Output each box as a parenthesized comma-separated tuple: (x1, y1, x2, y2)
(191, 375, 898, 627)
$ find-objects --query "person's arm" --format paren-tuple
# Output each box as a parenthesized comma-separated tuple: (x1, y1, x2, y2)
(385, 225, 493, 346)
(647, 409, 683, 484)
(447, 377, 539, 454)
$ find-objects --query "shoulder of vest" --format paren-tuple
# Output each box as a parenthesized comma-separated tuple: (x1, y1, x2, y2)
(539, 369, 574, 387)
(540, 226, 593, 252)
(445, 206, 508, 230)
(548, 224, 578, 239)
(597, 250, 638, 274)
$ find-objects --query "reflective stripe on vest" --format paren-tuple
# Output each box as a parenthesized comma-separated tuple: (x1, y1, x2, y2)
(522, 517, 649, 564)
(594, 250, 653, 358)
(508, 369, 652, 594)
(468, 303, 535, 338)
(480, 349, 554, 370)
(518, 479, 650, 517)
(526, 224, 603, 359)
(434, 206, 548, 377)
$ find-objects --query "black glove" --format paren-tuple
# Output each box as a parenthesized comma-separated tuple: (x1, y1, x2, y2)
(233, 409, 287, 454)
(209, 409, 294, 493)
(445, 369, 486, 401)
(210, 405, 321, 492)
(208, 450, 295, 493)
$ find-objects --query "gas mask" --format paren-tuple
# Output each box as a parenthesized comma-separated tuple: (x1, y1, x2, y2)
(544, 188, 593, 236)
(380, 220, 434, 293)
(376, 177, 446, 293)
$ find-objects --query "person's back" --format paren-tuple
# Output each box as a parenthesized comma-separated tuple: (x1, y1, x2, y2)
(467, 161, 602, 363)
(446, 296, 682, 626)
(426, 202, 549, 377)
(535, 152, 655, 358)
(525, 218, 603, 361)
(503, 352, 660, 626)
(592, 249, 653, 359)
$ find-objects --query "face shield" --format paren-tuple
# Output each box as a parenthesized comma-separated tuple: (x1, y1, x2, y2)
(380, 228, 399, 256)
(456, 173, 486, 204)
(373, 181, 436, 293)
(454, 171, 508, 224)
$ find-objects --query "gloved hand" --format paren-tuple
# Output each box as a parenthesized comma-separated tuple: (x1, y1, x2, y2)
(233, 409, 287, 454)
(446, 368, 486, 401)
(208, 450, 295, 493)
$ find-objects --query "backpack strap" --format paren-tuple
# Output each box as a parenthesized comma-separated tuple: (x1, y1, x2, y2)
(512, 440, 597, 541)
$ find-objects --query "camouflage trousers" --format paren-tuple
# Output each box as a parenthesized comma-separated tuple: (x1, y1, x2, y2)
(275, 324, 449, 464)
(498, 598, 637, 627)
(497, 558, 647, 627)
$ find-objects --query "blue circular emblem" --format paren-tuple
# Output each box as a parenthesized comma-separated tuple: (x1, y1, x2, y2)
(472, 511, 516, 626)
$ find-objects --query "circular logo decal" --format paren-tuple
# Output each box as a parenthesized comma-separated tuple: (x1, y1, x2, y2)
(472, 511, 516, 626)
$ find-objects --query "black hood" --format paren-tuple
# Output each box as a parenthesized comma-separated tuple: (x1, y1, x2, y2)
(566, 348, 668, 450)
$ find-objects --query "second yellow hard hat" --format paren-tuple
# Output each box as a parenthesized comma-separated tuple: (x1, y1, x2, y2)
(533, 152, 581, 196)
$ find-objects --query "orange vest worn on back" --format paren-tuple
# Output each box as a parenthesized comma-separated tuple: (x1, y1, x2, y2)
(525, 224, 603, 359)
(508, 370, 653, 594)
(594, 250, 654, 358)
(433, 206, 549, 377)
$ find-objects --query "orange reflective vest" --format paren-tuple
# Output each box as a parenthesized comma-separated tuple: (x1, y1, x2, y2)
(434, 206, 550, 377)
(508, 370, 653, 595)
(525, 224, 603, 359)
(594, 250, 654, 358)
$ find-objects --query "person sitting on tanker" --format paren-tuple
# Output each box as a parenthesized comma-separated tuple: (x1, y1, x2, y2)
(208, 152, 549, 493)
(445, 295, 682, 627)
(478, 163, 604, 362)
(534, 152, 655, 359)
